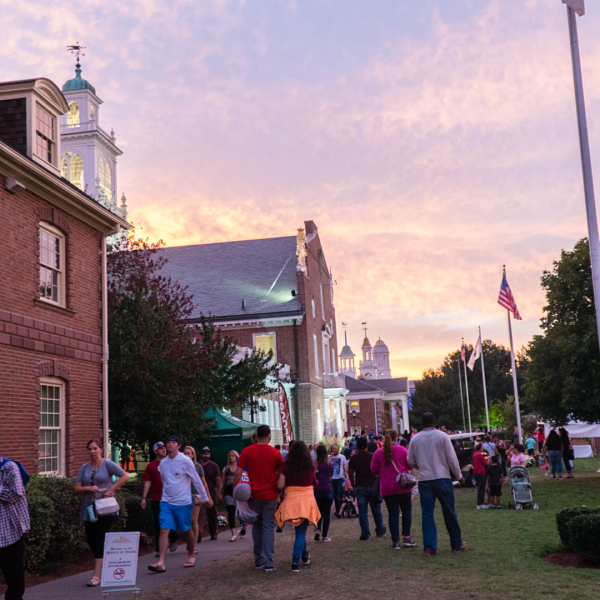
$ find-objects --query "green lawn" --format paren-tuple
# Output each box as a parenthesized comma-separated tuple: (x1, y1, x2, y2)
(142, 458, 600, 600)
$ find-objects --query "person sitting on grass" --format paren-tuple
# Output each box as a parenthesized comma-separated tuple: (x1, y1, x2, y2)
(486, 456, 506, 509)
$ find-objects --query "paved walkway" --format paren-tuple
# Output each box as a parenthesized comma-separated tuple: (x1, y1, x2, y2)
(3, 532, 263, 600)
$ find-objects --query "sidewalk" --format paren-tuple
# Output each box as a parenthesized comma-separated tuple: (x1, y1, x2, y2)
(2, 533, 259, 600)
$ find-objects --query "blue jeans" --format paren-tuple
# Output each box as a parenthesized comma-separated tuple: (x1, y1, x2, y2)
(252, 499, 277, 568)
(314, 490, 334, 537)
(383, 493, 412, 543)
(292, 519, 309, 563)
(332, 478, 345, 513)
(355, 486, 385, 539)
(548, 450, 563, 475)
(419, 479, 462, 551)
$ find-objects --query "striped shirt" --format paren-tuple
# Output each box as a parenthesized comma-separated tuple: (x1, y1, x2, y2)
(0, 460, 30, 548)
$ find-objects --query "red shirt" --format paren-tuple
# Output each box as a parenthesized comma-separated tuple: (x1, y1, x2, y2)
(472, 451, 487, 475)
(143, 460, 164, 501)
(238, 444, 284, 500)
(278, 462, 317, 487)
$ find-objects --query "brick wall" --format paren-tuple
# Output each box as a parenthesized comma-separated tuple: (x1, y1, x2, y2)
(0, 171, 104, 475)
(346, 396, 385, 436)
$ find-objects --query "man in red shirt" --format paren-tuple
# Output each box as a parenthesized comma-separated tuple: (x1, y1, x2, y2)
(233, 425, 283, 572)
(141, 441, 179, 555)
(472, 443, 487, 510)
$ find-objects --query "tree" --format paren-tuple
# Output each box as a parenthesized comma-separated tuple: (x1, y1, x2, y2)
(525, 238, 600, 424)
(107, 236, 279, 451)
(411, 341, 528, 430)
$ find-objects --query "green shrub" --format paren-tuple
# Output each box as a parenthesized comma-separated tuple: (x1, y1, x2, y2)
(570, 514, 600, 563)
(23, 490, 55, 571)
(556, 506, 600, 549)
(121, 491, 155, 536)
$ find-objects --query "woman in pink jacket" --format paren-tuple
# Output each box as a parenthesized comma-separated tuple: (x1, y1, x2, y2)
(371, 430, 415, 549)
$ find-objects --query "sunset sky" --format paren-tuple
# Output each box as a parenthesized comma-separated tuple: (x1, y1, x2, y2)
(3, 0, 600, 379)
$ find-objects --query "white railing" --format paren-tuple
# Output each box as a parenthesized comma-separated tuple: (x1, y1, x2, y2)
(61, 121, 115, 142)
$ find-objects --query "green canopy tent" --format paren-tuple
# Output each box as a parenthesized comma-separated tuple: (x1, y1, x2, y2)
(195, 409, 257, 469)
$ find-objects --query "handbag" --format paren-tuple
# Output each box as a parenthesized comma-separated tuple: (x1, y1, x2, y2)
(95, 496, 120, 516)
(192, 494, 204, 505)
(392, 460, 417, 489)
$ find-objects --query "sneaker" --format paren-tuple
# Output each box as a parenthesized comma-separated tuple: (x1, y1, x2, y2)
(392, 542, 401, 550)
(496, 505, 502, 509)
(402, 537, 416, 547)
(170, 542, 178, 552)
(265, 566, 277, 573)
(476, 505, 488, 510)
(255, 563, 265, 570)
(424, 548, 438, 556)
(376, 527, 387, 538)
(291, 563, 301, 573)
(322, 537, 331, 543)
(359, 535, 371, 541)
(334, 512, 342, 519)
(545, 472, 548, 477)
(451, 541, 468, 553)
(301, 552, 310, 565)
(314, 531, 321, 542)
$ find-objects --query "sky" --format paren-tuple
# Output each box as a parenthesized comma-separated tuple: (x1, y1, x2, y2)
(2, 0, 600, 379)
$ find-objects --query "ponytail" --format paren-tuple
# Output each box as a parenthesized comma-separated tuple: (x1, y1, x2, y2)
(383, 429, 398, 465)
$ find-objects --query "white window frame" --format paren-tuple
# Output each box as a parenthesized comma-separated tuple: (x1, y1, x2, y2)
(35, 103, 56, 166)
(311, 299, 315, 320)
(39, 377, 65, 475)
(39, 222, 66, 307)
(253, 332, 277, 362)
(313, 334, 320, 379)
(349, 399, 360, 413)
(320, 285, 325, 320)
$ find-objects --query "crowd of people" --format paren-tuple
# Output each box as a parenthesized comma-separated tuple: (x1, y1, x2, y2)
(0, 416, 580, 597)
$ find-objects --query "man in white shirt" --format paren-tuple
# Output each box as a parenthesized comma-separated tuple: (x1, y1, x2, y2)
(329, 444, 348, 518)
(148, 436, 211, 572)
(408, 413, 467, 556)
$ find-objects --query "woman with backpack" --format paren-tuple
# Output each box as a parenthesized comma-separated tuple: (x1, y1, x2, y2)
(75, 439, 129, 587)
(313, 444, 334, 542)
(370, 429, 415, 549)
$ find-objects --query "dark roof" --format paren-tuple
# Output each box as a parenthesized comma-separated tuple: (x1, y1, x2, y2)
(156, 236, 304, 320)
(344, 375, 409, 395)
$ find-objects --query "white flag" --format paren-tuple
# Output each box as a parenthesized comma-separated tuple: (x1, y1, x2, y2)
(563, 0, 585, 16)
(467, 335, 482, 371)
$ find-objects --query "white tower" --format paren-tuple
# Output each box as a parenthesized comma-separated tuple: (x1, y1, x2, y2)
(60, 46, 127, 229)
(373, 338, 392, 379)
(358, 324, 376, 380)
(339, 330, 356, 379)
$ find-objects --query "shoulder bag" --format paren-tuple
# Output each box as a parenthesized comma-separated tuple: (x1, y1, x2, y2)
(391, 459, 417, 490)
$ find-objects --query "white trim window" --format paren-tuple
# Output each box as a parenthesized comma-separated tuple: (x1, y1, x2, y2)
(35, 104, 56, 165)
(320, 285, 325, 320)
(253, 333, 277, 361)
(313, 334, 320, 378)
(349, 399, 360, 413)
(39, 378, 65, 475)
(39, 222, 65, 306)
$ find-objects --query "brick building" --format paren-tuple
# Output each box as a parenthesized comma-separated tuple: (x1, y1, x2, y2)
(0, 77, 129, 475)
(157, 221, 348, 444)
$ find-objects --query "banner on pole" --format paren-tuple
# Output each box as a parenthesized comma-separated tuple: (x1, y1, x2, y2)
(467, 335, 482, 371)
(101, 532, 140, 587)
(563, 0, 585, 16)
(278, 383, 294, 443)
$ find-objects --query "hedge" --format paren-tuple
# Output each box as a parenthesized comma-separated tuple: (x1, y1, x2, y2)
(570, 514, 600, 563)
(122, 491, 155, 538)
(24, 475, 128, 571)
(556, 506, 600, 550)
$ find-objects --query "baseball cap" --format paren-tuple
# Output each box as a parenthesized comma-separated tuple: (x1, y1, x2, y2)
(153, 441, 165, 452)
(167, 435, 181, 445)
(202, 446, 211, 452)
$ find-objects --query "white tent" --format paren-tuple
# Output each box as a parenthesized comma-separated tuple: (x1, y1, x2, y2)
(543, 421, 599, 458)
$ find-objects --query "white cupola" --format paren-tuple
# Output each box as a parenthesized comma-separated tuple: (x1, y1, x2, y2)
(373, 338, 392, 379)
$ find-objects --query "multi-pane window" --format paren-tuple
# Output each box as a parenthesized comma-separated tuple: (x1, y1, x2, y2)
(70, 155, 84, 189)
(36, 105, 55, 164)
(90, 104, 96, 121)
(254, 333, 276, 361)
(39, 224, 63, 304)
(313, 334, 320, 376)
(39, 382, 63, 474)
(67, 101, 79, 125)
(99, 156, 112, 199)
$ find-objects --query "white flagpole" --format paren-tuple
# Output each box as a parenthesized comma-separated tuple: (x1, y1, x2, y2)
(457, 359, 466, 432)
(479, 326, 490, 432)
(462, 338, 472, 432)
(506, 311, 523, 443)
(566, 6, 600, 354)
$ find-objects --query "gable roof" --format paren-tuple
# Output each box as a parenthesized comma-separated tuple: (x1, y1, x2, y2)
(156, 236, 304, 321)
(344, 375, 409, 395)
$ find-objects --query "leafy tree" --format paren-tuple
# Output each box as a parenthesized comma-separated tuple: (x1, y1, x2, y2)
(525, 238, 600, 424)
(108, 236, 279, 451)
(411, 341, 528, 430)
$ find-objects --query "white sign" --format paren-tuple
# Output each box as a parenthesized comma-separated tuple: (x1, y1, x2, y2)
(101, 532, 140, 588)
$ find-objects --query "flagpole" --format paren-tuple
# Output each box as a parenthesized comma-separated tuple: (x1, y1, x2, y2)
(506, 311, 523, 444)
(479, 327, 491, 432)
(457, 359, 466, 432)
(462, 338, 472, 432)
(566, 6, 600, 354)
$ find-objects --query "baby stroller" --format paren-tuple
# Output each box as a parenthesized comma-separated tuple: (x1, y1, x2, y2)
(342, 501, 358, 519)
(507, 466, 539, 510)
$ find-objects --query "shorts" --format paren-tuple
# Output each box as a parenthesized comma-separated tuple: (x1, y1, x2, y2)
(489, 486, 502, 497)
(527, 449, 534, 456)
(159, 502, 193, 532)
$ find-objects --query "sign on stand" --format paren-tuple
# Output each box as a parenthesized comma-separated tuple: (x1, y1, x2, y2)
(101, 531, 140, 594)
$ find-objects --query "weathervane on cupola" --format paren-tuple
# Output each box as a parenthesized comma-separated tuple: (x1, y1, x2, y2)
(67, 42, 86, 69)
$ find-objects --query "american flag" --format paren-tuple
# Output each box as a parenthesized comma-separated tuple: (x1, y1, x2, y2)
(498, 272, 522, 320)
(460, 344, 465, 361)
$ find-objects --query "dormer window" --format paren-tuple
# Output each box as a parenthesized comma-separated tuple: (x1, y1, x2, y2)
(67, 101, 79, 125)
(35, 104, 55, 164)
